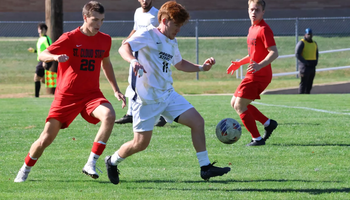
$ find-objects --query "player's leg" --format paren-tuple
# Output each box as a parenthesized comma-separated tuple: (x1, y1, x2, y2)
(176, 108, 230, 181)
(163, 92, 230, 181)
(232, 96, 265, 146)
(82, 102, 115, 179)
(106, 101, 158, 184)
(14, 119, 62, 182)
(34, 62, 45, 98)
(247, 104, 278, 141)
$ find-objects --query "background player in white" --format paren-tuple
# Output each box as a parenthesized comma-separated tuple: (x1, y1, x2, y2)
(105, 1, 230, 185)
(115, 0, 166, 126)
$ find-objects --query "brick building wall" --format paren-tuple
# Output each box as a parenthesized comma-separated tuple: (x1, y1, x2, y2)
(1, 0, 349, 21)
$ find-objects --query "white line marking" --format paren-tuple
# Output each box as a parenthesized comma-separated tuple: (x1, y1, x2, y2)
(253, 102, 350, 116)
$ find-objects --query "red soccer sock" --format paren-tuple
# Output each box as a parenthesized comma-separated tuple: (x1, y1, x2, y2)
(247, 104, 269, 125)
(91, 142, 106, 156)
(24, 153, 38, 167)
(240, 110, 261, 138)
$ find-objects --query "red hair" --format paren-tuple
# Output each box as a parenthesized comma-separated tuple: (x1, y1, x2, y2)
(158, 1, 190, 25)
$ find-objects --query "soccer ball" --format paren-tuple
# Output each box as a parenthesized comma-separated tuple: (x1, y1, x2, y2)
(215, 118, 242, 144)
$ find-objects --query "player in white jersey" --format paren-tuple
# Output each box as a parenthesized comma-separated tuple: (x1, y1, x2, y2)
(115, 0, 166, 126)
(105, 1, 231, 185)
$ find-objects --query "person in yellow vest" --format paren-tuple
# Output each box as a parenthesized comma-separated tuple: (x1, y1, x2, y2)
(295, 28, 319, 94)
(28, 23, 53, 97)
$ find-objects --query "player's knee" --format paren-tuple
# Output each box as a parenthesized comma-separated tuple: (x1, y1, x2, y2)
(38, 134, 55, 149)
(133, 140, 149, 152)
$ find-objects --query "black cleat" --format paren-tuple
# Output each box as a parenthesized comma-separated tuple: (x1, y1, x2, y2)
(105, 156, 120, 185)
(155, 116, 167, 127)
(246, 139, 265, 146)
(200, 162, 231, 181)
(115, 114, 132, 124)
(263, 119, 278, 141)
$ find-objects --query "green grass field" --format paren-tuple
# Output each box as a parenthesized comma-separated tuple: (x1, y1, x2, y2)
(1, 94, 349, 199)
(0, 36, 350, 97)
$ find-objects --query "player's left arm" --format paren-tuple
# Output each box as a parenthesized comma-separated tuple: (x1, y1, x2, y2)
(248, 45, 278, 73)
(175, 57, 216, 72)
(101, 56, 126, 108)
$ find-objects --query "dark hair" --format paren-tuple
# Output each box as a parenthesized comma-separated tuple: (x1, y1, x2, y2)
(158, 1, 190, 25)
(248, 0, 266, 10)
(38, 23, 48, 31)
(82, 1, 104, 17)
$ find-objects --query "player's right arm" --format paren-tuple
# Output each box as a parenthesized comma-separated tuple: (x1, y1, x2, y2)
(39, 49, 69, 63)
(118, 42, 146, 76)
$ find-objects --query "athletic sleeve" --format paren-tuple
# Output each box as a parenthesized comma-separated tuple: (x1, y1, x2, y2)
(126, 29, 150, 52)
(46, 33, 71, 55)
(172, 46, 182, 66)
(260, 26, 276, 48)
(104, 36, 112, 58)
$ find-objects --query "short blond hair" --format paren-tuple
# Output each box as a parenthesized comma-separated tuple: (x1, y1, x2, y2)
(248, 0, 266, 10)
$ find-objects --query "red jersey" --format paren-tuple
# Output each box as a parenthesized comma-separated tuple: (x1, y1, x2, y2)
(246, 19, 276, 81)
(47, 27, 111, 96)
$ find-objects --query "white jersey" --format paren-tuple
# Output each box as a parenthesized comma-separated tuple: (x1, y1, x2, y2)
(126, 6, 159, 98)
(133, 7, 159, 31)
(126, 26, 182, 104)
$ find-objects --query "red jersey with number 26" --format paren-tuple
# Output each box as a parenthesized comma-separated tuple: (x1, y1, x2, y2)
(47, 27, 111, 96)
(246, 19, 276, 82)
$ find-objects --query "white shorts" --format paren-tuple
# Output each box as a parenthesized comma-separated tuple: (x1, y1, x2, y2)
(131, 90, 193, 132)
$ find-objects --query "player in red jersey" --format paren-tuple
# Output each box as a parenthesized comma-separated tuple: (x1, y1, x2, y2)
(227, 0, 279, 146)
(14, 1, 126, 182)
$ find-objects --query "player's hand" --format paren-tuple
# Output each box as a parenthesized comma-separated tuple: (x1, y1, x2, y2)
(132, 61, 147, 78)
(227, 61, 244, 75)
(202, 57, 216, 71)
(114, 91, 126, 108)
(55, 54, 69, 62)
(28, 47, 35, 53)
(247, 60, 262, 74)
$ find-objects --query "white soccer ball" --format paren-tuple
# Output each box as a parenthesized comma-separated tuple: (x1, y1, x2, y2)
(215, 118, 242, 144)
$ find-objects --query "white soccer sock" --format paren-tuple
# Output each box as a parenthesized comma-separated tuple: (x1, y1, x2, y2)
(126, 98, 133, 116)
(253, 136, 262, 141)
(87, 152, 99, 165)
(111, 150, 125, 166)
(20, 163, 32, 172)
(196, 151, 210, 167)
(264, 119, 271, 127)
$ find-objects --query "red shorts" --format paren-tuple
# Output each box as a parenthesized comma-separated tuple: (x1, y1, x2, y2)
(46, 91, 110, 129)
(234, 77, 270, 100)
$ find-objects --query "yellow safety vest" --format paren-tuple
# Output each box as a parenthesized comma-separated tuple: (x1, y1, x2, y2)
(301, 39, 317, 60)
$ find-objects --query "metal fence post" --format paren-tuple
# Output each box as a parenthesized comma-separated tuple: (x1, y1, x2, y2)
(295, 17, 299, 78)
(196, 19, 199, 80)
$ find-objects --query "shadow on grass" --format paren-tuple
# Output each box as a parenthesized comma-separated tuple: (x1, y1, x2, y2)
(120, 178, 340, 184)
(272, 143, 350, 147)
(120, 182, 350, 195)
(281, 123, 321, 126)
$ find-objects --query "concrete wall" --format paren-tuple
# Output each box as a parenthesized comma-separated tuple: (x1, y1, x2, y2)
(1, 0, 350, 21)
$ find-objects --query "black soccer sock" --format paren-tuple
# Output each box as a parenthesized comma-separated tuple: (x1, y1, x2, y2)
(35, 81, 41, 97)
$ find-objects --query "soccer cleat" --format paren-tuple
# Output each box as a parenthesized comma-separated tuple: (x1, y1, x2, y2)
(14, 170, 30, 183)
(155, 116, 167, 127)
(105, 156, 120, 185)
(246, 139, 265, 146)
(263, 119, 278, 141)
(200, 162, 231, 181)
(115, 114, 133, 124)
(82, 162, 99, 179)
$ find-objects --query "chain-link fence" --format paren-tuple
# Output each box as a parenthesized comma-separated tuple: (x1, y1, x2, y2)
(1, 17, 349, 80)
(1, 17, 350, 37)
